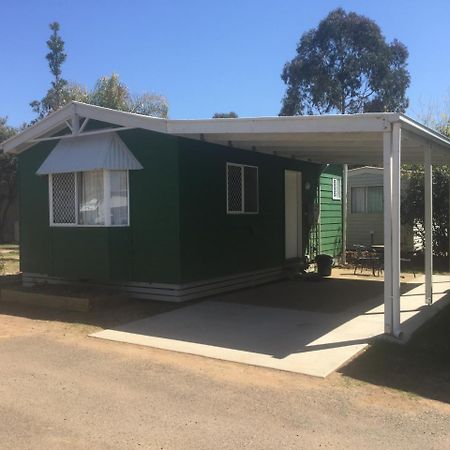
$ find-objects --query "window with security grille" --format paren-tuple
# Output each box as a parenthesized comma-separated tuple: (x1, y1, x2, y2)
(226, 163, 258, 214)
(49, 169, 129, 226)
(51, 173, 77, 224)
(332, 177, 342, 200)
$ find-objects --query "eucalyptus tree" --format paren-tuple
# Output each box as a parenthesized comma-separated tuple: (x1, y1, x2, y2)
(280, 8, 410, 115)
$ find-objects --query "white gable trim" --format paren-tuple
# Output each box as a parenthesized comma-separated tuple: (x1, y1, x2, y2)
(1, 102, 168, 154)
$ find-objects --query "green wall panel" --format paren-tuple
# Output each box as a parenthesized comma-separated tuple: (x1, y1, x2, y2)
(319, 165, 343, 257)
(120, 129, 181, 283)
(19, 129, 181, 284)
(18, 142, 54, 274)
(18, 125, 342, 286)
(177, 137, 321, 283)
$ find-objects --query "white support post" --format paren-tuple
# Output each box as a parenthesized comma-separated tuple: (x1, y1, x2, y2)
(424, 145, 433, 305)
(342, 164, 348, 264)
(383, 131, 393, 335)
(391, 123, 402, 337)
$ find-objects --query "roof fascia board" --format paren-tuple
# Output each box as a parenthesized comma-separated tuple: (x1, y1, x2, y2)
(73, 102, 168, 134)
(398, 114, 450, 150)
(1, 102, 169, 154)
(2, 103, 75, 153)
(167, 113, 394, 135)
(348, 166, 383, 173)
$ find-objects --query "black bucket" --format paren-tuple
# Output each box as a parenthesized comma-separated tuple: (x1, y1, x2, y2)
(316, 254, 333, 277)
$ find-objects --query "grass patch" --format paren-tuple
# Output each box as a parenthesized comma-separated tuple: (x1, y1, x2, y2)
(340, 303, 450, 403)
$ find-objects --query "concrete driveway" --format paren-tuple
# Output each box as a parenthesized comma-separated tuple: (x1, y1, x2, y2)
(92, 275, 450, 377)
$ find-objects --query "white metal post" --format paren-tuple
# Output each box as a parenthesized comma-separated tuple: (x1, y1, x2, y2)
(383, 131, 393, 334)
(424, 145, 433, 305)
(342, 164, 348, 264)
(391, 123, 402, 337)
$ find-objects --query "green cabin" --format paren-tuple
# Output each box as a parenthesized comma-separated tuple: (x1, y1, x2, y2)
(5, 103, 343, 301)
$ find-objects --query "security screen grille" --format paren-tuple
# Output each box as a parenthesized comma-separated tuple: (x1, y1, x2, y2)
(226, 163, 258, 214)
(51, 172, 77, 224)
(49, 170, 129, 226)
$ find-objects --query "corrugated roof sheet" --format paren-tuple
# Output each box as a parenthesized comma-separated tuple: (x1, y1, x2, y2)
(36, 132, 143, 175)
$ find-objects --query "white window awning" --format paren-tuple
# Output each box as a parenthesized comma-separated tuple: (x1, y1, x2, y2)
(36, 132, 143, 175)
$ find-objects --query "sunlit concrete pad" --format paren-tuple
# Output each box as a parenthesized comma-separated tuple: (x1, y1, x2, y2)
(91, 275, 450, 378)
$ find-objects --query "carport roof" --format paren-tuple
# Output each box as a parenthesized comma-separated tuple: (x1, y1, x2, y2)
(2, 101, 450, 164)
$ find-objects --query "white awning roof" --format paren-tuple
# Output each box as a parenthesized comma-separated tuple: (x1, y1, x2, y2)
(2, 101, 449, 166)
(36, 132, 143, 175)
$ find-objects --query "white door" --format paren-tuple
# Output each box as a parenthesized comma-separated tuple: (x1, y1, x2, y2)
(285, 170, 303, 259)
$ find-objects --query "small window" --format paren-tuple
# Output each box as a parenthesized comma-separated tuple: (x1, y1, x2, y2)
(332, 177, 342, 200)
(351, 186, 383, 213)
(226, 163, 258, 214)
(367, 186, 383, 213)
(50, 169, 129, 226)
(351, 187, 366, 213)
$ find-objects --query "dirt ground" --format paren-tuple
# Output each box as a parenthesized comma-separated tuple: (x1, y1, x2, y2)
(0, 244, 19, 275)
(1, 295, 449, 450)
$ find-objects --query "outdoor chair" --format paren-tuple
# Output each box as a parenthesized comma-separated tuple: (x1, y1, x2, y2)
(351, 244, 383, 276)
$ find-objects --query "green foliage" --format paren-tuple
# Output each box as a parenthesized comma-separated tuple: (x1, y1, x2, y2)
(0, 153, 18, 242)
(88, 73, 169, 118)
(31, 24, 169, 119)
(401, 123, 450, 256)
(280, 8, 410, 115)
(129, 93, 169, 118)
(212, 112, 238, 118)
(31, 22, 69, 119)
(0, 117, 17, 144)
(0, 118, 18, 243)
(89, 74, 129, 111)
(402, 166, 449, 255)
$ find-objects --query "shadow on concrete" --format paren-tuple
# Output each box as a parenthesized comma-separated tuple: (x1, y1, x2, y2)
(105, 278, 421, 360)
(5, 274, 447, 395)
(339, 297, 450, 405)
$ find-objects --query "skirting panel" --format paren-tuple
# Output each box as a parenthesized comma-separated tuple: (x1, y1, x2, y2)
(22, 267, 286, 302)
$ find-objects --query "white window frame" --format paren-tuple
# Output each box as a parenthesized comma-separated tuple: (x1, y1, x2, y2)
(332, 177, 342, 200)
(226, 163, 259, 215)
(49, 169, 130, 227)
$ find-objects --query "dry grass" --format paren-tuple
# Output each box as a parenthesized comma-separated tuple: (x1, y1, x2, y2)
(0, 244, 19, 275)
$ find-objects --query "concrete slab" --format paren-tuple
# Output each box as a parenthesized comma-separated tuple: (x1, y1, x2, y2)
(91, 275, 450, 378)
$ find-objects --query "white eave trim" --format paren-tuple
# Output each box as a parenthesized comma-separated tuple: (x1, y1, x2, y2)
(2, 102, 450, 160)
(1, 103, 74, 153)
(167, 112, 394, 135)
(1, 102, 168, 154)
(398, 114, 450, 149)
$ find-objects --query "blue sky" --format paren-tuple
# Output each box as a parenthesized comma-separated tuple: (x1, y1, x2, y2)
(1, 0, 449, 126)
